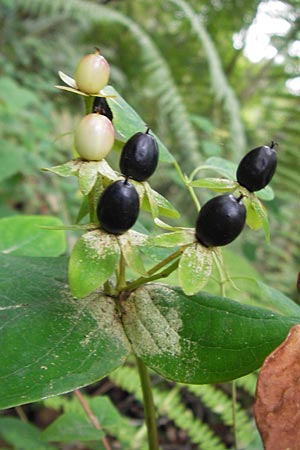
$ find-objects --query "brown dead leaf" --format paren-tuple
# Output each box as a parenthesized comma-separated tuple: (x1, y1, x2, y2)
(254, 324, 300, 450)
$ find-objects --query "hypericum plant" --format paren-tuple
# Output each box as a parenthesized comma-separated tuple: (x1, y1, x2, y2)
(1, 49, 300, 450)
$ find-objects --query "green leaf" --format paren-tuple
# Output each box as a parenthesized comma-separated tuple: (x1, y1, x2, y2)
(249, 195, 270, 243)
(150, 230, 195, 247)
(68, 230, 120, 298)
(103, 85, 174, 163)
(142, 183, 180, 218)
(42, 160, 79, 177)
(0, 140, 26, 181)
(0, 215, 66, 257)
(178, 244, 213, 295)
(256, 185, 274, 201)
(122, 284, 298, 384)
(42, 397, 122, 443)
(42, 412, 104, 442)
(191, 177, 238, 191)
(0, 417, 54, 450)
(78, 161, 99, 195)
(203, 157, 237, 180)
(96, 159, 118, 181)
(0, 254, 129, 409)
(252, 280, 300, 317)
(118, 234, 148, 276)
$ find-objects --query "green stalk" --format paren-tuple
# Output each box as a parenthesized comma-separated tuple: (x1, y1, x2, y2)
(136, 357, 159, 450)
(116, 253, 127, 291)
(173, 160, 200, 211)
(124, 259, 179, 292)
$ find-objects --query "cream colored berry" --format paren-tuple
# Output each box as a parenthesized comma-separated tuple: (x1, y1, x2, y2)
(74, 113, 114, 161)
(75, 50, 110, 94)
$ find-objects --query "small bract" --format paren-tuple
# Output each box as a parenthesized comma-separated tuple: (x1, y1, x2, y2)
(74, 113, 114, 161)
(97, 180, 140, 235)
(196, 194, 246, 247)
(75, 49, 110, 94)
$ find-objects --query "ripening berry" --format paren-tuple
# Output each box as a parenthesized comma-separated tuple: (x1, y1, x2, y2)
(75, 49, 110, 94)
(195, 194, 246, 247)
(236, 143, 277, 192)
(74, 113, 114, 161)
(96, 180, 140, 234)
(119, 129, 159, 181)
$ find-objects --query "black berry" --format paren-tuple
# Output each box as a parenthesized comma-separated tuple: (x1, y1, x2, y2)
(96, 180, 140, 234)
(236, 143, 277, 192)
(195, 194, 246, 247)
(119, 129, 159, 182)
(92, 96, 113, 121)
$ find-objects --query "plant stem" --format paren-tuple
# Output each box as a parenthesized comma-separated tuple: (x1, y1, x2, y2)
(147, 248, 182, 276)
(136, 357, 159, 450)
(88, 186, 97, 223)
(173, 160, 200, 211)
(116, 252, 126, 291)
(231, 381, 238, 450)
(124, 259, 179, 292)
(75, 389, 112, 450)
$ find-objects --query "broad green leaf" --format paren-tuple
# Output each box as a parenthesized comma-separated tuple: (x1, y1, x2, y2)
(78, 161, 99, 195)
(42, 397, 122, 443)
(0, 255, 129, 409)
(69, 230, 120, 298)
(0, 215, 66, 257)
(122, 284, 299, 384)
(118, 234, 148, 276)
(191, 177, 237, 191)
(42, 160, 79, 177)
(0, 417, 54, 450)
(150, 230, 195, 247)
(42, 412, 104, 442)
(103, 85, 174, 163)
(178, 244, 213, 295)
(0, 140, 26, 181)
(251, 280, 300, 317)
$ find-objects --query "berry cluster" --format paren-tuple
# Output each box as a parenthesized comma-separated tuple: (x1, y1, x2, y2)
(97, 129, 159, 234)
(195, 142, 278, 247)
(73, 50, 114, 161)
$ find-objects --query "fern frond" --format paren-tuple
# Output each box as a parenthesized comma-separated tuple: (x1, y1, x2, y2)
(186, 383, 254, 446)
(168, 0, 247, 158)
(110, 365, 227, 450)
(14, 0, 201, 168)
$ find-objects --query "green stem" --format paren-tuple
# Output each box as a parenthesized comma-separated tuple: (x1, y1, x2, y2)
(147, 248, 182, 276)
(173, 161, 200, 211)
(231, 381, 238, 450)
(124, 259, 179, 292)
(116, 253, 126, 291)
(84, 95, 94, 114)
(136, 357, 159, 450)
(88, 187, 97, 223)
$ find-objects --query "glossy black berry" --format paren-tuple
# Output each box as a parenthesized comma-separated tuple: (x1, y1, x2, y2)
(96, 180, 139, 235)
(195, 194, 246, 247)
(92, 96, 113, 121)
(236, 143, 277, 192)
(119, 129, 159, 182)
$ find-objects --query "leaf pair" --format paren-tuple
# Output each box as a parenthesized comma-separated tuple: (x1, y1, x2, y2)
(69, 229, 148, 298)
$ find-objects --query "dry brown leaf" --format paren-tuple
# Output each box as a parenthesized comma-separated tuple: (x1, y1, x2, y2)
(254, 324, 300, 450)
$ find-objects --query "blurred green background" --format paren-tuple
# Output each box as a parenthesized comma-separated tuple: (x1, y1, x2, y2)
(1, 0, 299, 299)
